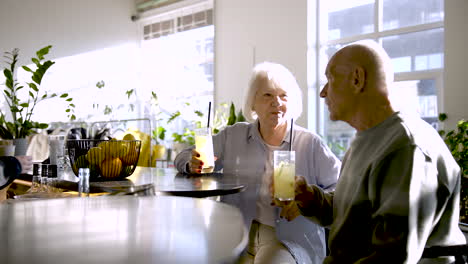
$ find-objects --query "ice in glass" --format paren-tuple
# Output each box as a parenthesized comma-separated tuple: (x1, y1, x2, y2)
(273, 150, 296, 201)
(194, 128, 215, 173)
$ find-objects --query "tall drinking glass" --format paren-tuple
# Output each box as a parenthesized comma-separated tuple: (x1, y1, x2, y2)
(194, 127, 215, 173)
(49, 135, 66, 172)
(273, 150, 296, 201)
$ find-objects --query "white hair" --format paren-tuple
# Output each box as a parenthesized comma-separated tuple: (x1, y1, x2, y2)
(242, 62, 303, 123)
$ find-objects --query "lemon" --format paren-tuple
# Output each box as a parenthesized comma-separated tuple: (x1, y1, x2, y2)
(123, 133, 136, 141)
(121, 145, 139, 165)
(118, 143, 129, 158)
(86, 147, 105, 165)
(100, 157, 123, 178)
(98, 141, 121, 158)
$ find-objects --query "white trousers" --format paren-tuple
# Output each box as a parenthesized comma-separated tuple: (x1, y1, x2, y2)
(238, 220, 296, 264)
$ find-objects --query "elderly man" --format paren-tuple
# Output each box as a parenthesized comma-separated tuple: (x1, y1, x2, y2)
(0, 155, 32, 201)
(277, 40, 466, 263)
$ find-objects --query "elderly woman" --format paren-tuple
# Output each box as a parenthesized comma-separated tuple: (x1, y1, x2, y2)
(174, 62, 341, 264)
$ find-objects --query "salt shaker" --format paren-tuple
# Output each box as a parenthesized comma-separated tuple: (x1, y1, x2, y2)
(78, 168, 90, 197)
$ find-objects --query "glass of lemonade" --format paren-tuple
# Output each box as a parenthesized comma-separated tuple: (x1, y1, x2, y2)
(273, 150, 296, 201)
(194, 127, 215, 173)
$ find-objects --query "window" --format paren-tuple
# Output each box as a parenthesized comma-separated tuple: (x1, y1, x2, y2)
(4, 44, 141, 124)
(139, 0, 214, 140)
(311, 0, 444, 159)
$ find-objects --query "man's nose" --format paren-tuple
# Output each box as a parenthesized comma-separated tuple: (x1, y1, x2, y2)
(320, 83, 328, 98)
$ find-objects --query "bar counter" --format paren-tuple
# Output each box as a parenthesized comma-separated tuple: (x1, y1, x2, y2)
(0, 195, 248, 263)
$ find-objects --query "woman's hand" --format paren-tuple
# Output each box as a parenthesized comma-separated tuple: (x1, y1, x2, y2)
(273, 199, 301, 221)
(189, 149, 204, 174)
(188, 149, 217, 174)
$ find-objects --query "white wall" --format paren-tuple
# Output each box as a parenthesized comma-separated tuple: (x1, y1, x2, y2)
(214, 0, 308, 126)
(444, 0, 468, 129)
(0, 0, 138, 64)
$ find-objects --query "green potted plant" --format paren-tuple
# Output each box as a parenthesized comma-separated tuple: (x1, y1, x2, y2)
(150, 92, 168, 161)
(438, 113, 468, 225)
(169, 106, 203, 146)
(164, 102, 204, 157)
(1, 46, 74, 154)
(212, 101, 246, 134)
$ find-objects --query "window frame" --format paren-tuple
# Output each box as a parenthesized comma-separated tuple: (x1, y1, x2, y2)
(311, 0, 445, 143)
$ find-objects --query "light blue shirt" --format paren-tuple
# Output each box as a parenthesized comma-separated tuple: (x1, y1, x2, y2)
(175, 121, 341, 264)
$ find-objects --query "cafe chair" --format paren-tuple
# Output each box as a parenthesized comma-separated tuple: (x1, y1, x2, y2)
(422, 244, 468, 263)
(48, 121, 88, 138)
(89, 118, 151, 139)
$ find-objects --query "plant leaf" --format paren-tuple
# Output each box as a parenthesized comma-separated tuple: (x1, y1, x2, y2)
(3, 69, 12, 80)
(438, 113, 447, 122)
(31, 57, 40, 65)
(28, 82, 38, 91)
(236, 109, 246, 122)
(167, 111, 181, 123)
(22, 66, 33, 72)
(227, 102, 236, 126)
(36, 45, 52, 60)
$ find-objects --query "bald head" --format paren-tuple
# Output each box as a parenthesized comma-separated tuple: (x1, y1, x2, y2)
(332, 40, 394, 96)
(321, 40, 396, 130)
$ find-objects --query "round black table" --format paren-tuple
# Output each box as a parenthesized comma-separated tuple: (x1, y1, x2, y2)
(0, 195, 248, 264)
(52, 167, 247, 198)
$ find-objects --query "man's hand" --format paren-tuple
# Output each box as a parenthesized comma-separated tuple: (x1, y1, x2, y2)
(271, 175, 316, 221)
(294, 175, 315, 210)
(15, 155, 32, 174)
(270, 175, 303, 221)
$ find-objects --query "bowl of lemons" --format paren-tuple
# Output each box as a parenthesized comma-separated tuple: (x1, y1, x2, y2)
(67, 139, 141, 181)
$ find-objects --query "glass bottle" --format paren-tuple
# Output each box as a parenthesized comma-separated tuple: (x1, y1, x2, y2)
(40, 164, 49, 193)
(47, 164, 58, 193)
(28, 163, 41, 193)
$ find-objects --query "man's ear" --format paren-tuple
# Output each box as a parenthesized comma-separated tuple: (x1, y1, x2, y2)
(352, 66, 365, 93)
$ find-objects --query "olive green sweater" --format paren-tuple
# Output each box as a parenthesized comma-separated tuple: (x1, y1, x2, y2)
(300, 112, 466, 263)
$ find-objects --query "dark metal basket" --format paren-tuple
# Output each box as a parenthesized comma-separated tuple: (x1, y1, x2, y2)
(67, 139, 141, 181)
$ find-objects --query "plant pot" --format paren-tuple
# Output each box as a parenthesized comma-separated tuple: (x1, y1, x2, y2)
(151, 144, 167, 167)
(0, 145, 15, 156)
(13, 138, 28, 156)
(153, 144, 166, 159)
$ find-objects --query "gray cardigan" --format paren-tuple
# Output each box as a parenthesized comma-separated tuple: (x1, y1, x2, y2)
(175, 121, 341, 264)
